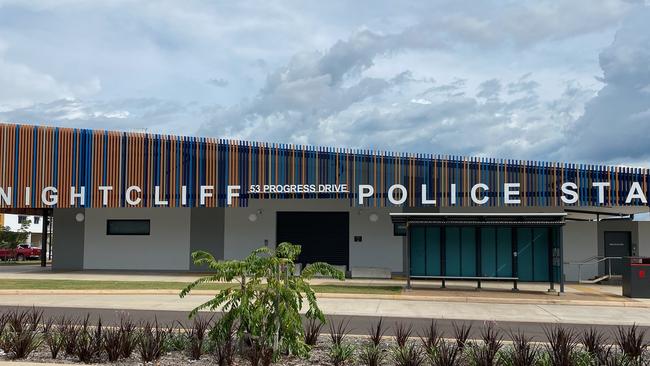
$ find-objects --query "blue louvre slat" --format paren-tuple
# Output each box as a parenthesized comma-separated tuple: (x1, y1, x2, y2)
(53, 128, 60, 199)
(31, 126, 38, 205)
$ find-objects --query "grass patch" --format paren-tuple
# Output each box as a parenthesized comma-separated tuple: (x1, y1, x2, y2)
(312, 285, 402, 294)
(0, 260, 49, 266)
(0, 279, 233, 290)
(0, 279, 403, 295)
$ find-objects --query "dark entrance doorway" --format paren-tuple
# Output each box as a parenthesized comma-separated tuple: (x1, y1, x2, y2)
(604, 231, 632, 275)
(276, 212, 349, 269)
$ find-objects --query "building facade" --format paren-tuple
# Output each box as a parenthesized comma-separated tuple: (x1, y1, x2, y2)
(1, 123, 649, 285)
(0, 213, 45, 246)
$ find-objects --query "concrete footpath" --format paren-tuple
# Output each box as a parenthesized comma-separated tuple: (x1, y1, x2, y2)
(0, 293, 649, 326)
(1, 265, 649, 327)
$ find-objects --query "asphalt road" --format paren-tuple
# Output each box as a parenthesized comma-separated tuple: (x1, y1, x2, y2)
(1, 305, 644, 342)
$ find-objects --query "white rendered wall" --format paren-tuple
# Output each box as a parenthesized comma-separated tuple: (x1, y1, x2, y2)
(562, 221, 598, 282)
(349, 207, 403, 272)
(82, 208, 191, 271)
(224, 199, 404, 272)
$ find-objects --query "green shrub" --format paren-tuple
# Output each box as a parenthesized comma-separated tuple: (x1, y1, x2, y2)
(616, 324, 647, 363)
(212, 322, 236, 366)
(186, 316, 212, 359)
(419, 320, 441, 350)
(359, 343, 385, 366)
(118, 314, 137, 358)
(74, 316, 102, 364)
(103, 326, 122, 362)
(304, 317, 323, 346)
(328, 342, 356, 366)
(427, 340, 461, 366)
(500, 330, 538, 366)
(468, 322, 503, 366)
(137, 319, 168, 363)
(394, 322, 413, 348)
(0, 309, 43, 359)
(165, 328, 188, 352)
(391, 343, 425, 366)
(180, 242, 344, 362)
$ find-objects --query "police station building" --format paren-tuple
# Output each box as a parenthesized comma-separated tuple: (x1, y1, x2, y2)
(2, 123, 650, 291)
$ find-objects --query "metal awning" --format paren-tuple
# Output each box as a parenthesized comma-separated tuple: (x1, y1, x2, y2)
(390, 212, 567, 226)
(393, 212, 567, 293)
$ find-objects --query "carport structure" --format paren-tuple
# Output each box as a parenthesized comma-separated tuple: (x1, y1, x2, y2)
(0, 207, 52, 267)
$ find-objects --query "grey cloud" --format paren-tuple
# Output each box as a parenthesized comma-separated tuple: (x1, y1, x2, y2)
(199, 54, 585, 162)
(0, 98, 204, 135)
(208, 78, 229, 87)
(428, 0, 636, 48)
(477, 79, 501, 100)
(420, 79, 468, 97)
(0, 0, 646, 167)
(195, 2, 622, 162)
(507, 74, 540, 95)
(564, 8, 650, 164)
(199, 26, 443, 138)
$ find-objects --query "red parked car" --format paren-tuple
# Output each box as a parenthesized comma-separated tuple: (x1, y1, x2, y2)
(0, 243, 41, 261)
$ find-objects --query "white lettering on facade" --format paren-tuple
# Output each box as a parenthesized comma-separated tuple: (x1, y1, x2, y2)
(0, 181, 646, 207)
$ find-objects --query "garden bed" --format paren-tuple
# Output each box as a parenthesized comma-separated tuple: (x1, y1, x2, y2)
(1, 308, 648, 366)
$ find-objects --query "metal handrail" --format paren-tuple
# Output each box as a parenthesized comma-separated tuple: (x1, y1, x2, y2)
(566, 256, 623, 283)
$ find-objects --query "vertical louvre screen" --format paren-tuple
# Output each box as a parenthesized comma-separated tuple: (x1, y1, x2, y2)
(410, 227, 426, 276)
(533, 228, 550, 281)
(496, 227, 513, 277)
(517, 227, 551, 282)
(481, 228, 497, 277)
(481, 227, 513, 278)
(411, 225, 552, 282)
(425, 227, 441, 276)
(517, 228, 534, 281)
(409, 226, 441, 276)
(445, 227, 461, 276)
(460, 227, 476, 276)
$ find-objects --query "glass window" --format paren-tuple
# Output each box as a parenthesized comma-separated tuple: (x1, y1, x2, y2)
(106, 220, 150, 236)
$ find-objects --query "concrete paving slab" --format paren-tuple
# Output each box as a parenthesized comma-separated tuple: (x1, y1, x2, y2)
(0, 294, 649, 326)
(3, 264, 650, 309)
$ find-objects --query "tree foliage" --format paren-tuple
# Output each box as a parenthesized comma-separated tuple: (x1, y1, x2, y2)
(0, 220, 31, 250)
(180, 242, 344, 362)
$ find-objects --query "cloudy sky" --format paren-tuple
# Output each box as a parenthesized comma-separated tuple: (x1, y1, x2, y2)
(1, 0, 649, 167)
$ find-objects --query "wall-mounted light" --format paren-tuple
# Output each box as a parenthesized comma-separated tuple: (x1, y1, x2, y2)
(369, 213, 379, 222)
(248, 213, 258, 222)
(75, 212, 85, 223)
